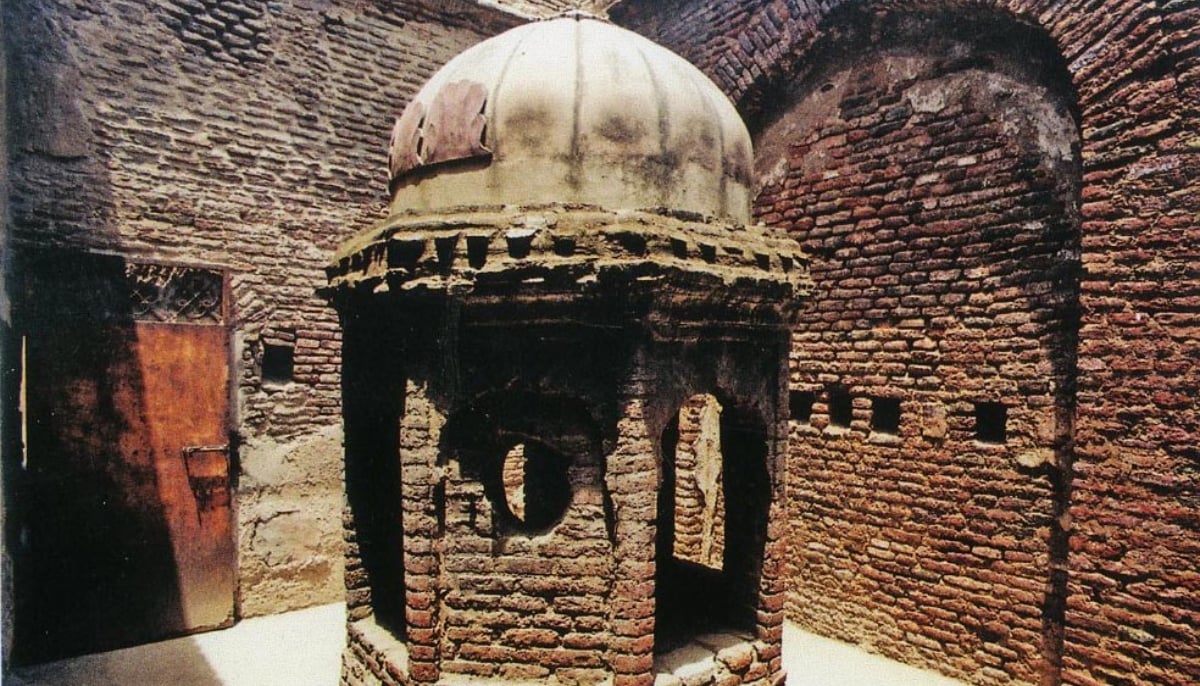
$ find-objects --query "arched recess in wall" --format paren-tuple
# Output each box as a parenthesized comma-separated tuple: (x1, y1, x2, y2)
(341, 307, 408, 637)
(749, 4, 1081, 684)
(655, 392, 770, 654)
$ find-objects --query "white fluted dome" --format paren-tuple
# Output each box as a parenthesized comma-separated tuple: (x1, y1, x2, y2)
(386, 12, 753, 223)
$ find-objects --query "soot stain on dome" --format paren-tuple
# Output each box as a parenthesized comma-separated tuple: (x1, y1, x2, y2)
(636, 150, 683, 190)
(727, 140, 753, 186)
(503, 103, 555, 153)
(596, 112, 647, 145)
(679, 120, 721, 171)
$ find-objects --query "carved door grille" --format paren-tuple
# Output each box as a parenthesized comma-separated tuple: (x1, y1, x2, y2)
(126, 264, 224, 324)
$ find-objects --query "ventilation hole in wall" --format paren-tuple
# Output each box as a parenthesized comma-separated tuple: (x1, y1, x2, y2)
(389, 238, 424, 269)
(789, 391, 815, 423)
(262, 342, 294, 384)
(975, 402, 1008, 444)
(828, 387, 853, 428)
(671, 238, 689, 259)
(369, 244, 387, 271)
(501, 441, 571, 532)
(699, 243, 718, 263)
(871, 397, 901, 435)
(434, 477, 447, 537)
(435, 235, 458, 270)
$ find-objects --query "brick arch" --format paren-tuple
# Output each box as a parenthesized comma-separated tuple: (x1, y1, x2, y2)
(742, 3, 1076, 127)
(614, 0, 1158, 125)
(741, 2, 1080, 135)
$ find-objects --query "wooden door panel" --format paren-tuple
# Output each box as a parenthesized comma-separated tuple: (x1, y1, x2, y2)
(14, 255, 234, 663)
(135, 323, 234, 632)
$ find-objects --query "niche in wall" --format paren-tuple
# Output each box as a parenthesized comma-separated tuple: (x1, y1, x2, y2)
(656, 393, 769, 653)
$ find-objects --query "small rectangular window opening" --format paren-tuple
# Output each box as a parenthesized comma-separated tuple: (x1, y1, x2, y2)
(434, 478, 447, 537)
(789, 391, 815, 423)
(975, 402, 1007, 444)
(262, 342, 295, 384)
(871, 397, 901, 435)
(828, 387, 853, 428)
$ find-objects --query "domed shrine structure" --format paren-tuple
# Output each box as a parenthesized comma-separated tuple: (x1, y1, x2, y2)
(325, 12, 807, 686)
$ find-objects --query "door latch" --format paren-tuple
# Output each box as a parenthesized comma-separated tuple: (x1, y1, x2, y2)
(181, 444, 230, 515)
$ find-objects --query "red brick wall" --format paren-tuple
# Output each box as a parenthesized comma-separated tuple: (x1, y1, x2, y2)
(614, 1, 1200, 684)
(436, 392, 613, 684)
(754, 11, 1081, 683)
(672, 393, 726, 570)
(6, 0, 521, 618)
(7, 0, 519, 439)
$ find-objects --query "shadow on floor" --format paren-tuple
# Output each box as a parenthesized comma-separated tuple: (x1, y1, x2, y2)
(5, 603, 345, 686)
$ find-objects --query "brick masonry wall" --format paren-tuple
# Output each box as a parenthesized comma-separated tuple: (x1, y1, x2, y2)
(6, 0, 521, 618)
(613, 1, 1200, 684)
(614, 0, 1200, 681)
(436, 389, 614, 684)
(439, 437, 614, 684)
(7, 0, 1195, 682)
(478, 0, 584, 18)
(0, 2, 14, 667)
(334, 301, 792, 686)
(672, 393, 726, 570)
(754, 15, 1082, 684)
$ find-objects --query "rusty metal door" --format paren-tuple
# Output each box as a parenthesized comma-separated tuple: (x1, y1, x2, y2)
(14, 254, 235, 663)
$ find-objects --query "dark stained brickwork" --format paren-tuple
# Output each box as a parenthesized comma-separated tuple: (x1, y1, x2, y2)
(329, 202, 801, 686)
(613, 1, 1200, 684)
(5, 0, 522, 618)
